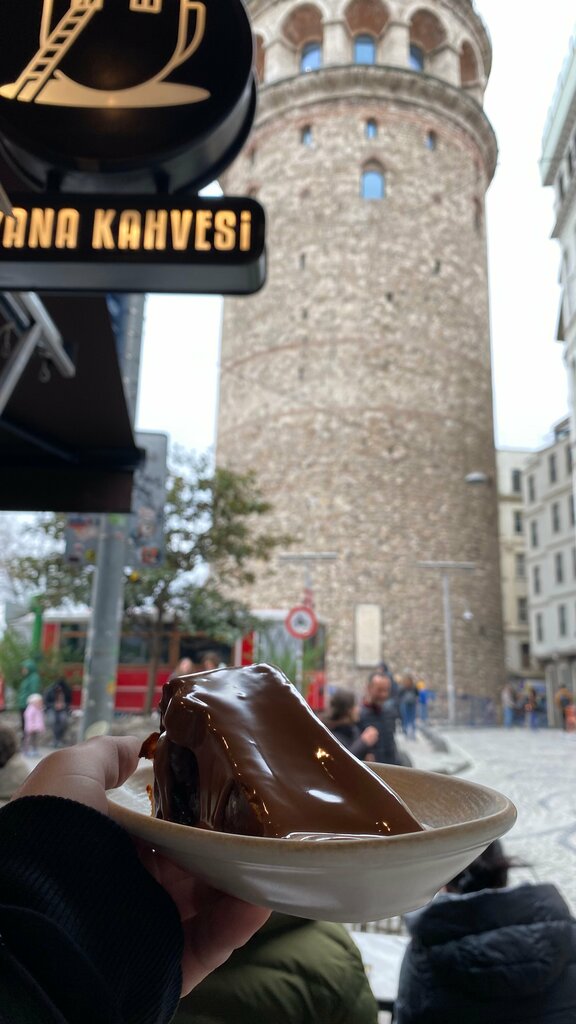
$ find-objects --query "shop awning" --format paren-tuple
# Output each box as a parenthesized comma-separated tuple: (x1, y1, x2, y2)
(0, 293, 143, 512)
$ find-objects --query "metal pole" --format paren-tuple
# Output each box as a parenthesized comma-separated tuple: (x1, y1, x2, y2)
(442, 572, 456, 726)
(81, 295, 146, 740)
(295, 640, 304, 693)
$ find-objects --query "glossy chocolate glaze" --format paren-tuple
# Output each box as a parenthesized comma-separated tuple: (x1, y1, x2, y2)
(153, 663, 423, 839)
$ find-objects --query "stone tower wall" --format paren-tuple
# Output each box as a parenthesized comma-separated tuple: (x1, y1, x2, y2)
(217, 0, 505, 702)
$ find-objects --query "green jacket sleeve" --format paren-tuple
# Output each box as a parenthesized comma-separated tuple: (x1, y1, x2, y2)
(176, 915, 378, 1024)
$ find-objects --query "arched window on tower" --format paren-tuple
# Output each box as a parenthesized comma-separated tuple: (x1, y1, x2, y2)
(354, 34, 376, 64)
(365, 118, 378, 140)
(361, 164, 385, 200)
(301, 41, 322, 72)
(426, 130, 437, 151)
(409, 44, 424, 71)
(301, 125, 313, 146)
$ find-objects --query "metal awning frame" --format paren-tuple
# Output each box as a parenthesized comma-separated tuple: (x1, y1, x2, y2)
(0, 290, 75, 417)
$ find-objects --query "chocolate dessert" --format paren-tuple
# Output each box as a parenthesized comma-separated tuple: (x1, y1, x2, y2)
(145, 663, 423, 839)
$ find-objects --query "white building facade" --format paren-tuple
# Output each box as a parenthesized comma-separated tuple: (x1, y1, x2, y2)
(541, 28, 576, 427)
(496, 449, 541, 681)
(524, 419, 576, 715)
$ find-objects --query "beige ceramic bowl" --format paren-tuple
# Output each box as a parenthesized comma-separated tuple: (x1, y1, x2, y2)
(108, 762, 516, 922)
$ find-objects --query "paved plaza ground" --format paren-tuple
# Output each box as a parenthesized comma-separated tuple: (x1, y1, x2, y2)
(448, 725, 576, 914)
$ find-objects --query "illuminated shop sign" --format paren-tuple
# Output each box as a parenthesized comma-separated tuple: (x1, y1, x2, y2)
(0, 195, 266, 293)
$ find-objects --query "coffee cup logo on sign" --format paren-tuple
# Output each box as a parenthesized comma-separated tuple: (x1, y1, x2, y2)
(0, 0, 210, 109)
(0, 0, 256, 193)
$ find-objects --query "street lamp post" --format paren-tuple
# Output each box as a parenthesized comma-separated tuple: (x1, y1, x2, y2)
(418, 561, 476, 725)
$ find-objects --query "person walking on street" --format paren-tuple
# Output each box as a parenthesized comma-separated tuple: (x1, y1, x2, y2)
(321, 688, 379, 760)
(398, 671, 418, 740)
(44, 678, 72, 748)
(555, 685, 574, 731)
(524, 687, 543, 730)
(501, 681, 517, 729)
(18, 658, 41, 734)
(358, 671, 402, 765)
(22, 693, 45, 756)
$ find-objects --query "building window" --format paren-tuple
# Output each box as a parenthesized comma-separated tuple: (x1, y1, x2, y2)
(520, 642, 531, 669)
(555, 551, 564, 584)
(552, 502, 561, 533)
(354, 34, 376, 64)
(365, 118, 377, 139)
(536, 612, 544, 643)
(530, 520, 538, 548)
(361, 167, 385, 200)
(517, 597, 528, 624)
(511, 468, 522, 494)
(558, 172, 565, 201)
(533, 565, 541, 595)
(513, 510, 523, 534)
(515, 553, 526, 579)
(301, 125, 313, 146)
(570, 494, 576, 526)
(559, 604, 567, 637)
(426, 130, 437, 151)
(301, 42, 322, 72)
(528, 475, 536, 502)
(573, 545, 576, 578)
(567, 445, 573, 474)
(409, 44, 424, 71)
(549, 453, 557, 483)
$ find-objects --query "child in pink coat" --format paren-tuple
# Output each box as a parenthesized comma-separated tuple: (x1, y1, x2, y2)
(23, 693, 45, 756)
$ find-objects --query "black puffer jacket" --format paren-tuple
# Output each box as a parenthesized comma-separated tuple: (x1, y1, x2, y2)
(395, 883, 576, 1024)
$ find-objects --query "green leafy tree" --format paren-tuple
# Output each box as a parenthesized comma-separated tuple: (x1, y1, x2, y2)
(7, 450, 291, 712)
(0, 629, 28, 703)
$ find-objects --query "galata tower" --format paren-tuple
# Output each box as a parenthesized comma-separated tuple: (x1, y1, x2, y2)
(217, 0, 505, 708)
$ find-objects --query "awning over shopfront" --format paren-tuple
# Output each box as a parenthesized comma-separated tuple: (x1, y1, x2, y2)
(0, 293, 143, 512)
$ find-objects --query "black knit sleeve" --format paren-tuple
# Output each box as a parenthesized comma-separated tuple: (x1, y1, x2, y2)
(0, 796, 183, 1024)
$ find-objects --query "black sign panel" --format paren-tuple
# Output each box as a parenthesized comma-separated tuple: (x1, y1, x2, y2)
(0, 194, 266, 294)
(0, 0, 255, 192)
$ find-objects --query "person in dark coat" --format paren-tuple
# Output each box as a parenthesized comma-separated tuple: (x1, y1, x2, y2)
(44, 678, 72, 748)
(358, 671, 402, 765)
(394, 840, 576, 1024)
(321, 687, 379, 760)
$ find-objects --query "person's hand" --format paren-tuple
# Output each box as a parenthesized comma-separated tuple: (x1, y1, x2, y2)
(14, 736, 270, 994)
(360, 725, 379, 747)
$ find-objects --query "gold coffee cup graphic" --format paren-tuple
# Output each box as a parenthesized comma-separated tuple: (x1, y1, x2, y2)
(0, 0, 210, 109)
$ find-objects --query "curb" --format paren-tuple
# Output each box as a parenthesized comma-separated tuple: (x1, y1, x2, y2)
(411, 724, 472, 776)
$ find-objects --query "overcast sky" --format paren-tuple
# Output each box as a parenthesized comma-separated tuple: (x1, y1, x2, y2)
(136, 1, 576, 457)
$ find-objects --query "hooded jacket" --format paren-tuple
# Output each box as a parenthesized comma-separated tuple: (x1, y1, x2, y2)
(175, 913, 379, 1024)
(394, 883, 576, 1024)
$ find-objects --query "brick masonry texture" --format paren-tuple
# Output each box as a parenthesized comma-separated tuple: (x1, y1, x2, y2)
(216, 1, 505, 698)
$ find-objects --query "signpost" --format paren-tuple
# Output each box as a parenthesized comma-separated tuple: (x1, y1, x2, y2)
(285, 604, 318, 694)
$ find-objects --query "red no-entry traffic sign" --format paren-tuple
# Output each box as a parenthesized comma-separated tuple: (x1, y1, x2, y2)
(285, 604, 318, 640)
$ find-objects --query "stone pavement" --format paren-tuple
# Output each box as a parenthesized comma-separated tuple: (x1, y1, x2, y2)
(446, 725, 576, 915)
